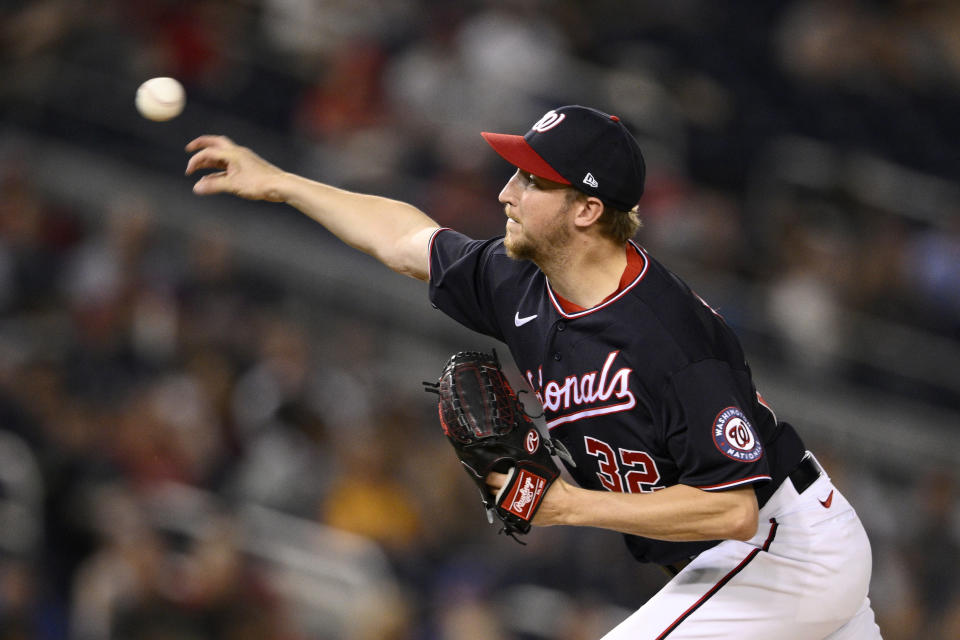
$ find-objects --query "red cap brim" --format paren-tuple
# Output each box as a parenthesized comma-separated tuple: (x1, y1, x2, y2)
(481, 132, 571, 185)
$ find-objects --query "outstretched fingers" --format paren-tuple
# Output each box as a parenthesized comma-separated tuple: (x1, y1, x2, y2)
(185, 135, 238, 178)
(184, 134, 234, 153)
(185, 147, 229, 177)
(191, 171, 230, 195)
(184, 136, 283, 201)
(185, 147, 234, 195)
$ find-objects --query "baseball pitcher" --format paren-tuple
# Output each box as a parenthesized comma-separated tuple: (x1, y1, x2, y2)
(185, 105, 883, 639)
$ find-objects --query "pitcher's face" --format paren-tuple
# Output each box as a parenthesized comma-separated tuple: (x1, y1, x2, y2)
(499, 170, 574, 262)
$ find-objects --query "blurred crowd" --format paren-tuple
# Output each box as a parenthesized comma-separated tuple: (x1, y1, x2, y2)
(1, 0, 959, 638)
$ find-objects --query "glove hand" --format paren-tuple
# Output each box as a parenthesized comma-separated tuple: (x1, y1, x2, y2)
(486, 470, 571, 527)
(427, 350, 562, 538)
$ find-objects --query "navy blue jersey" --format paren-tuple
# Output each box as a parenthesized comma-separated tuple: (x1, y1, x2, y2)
(428, 229, 807, 565)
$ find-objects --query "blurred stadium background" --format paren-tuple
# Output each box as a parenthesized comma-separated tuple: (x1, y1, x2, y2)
(1, 1, 959, 638)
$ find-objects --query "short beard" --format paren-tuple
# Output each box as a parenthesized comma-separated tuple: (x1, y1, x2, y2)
(504, 206, 572, 265)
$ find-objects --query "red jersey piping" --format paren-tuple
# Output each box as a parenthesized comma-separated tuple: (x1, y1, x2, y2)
(548, 240, 649, 318)
(427, 227, 452, 281)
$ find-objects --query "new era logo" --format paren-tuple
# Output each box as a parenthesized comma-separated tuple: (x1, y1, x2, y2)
(583, 172, 598, 188)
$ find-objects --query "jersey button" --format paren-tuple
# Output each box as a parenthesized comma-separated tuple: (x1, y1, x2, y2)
(553, 352, 562, 361)
(557, 322, 565, 332)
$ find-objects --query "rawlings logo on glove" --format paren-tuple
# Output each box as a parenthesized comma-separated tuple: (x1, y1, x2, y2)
(424, 350, 574, 540)
(501, 469, 546, 520)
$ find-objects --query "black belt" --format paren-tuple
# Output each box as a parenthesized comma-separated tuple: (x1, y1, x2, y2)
(788, 452, 821, 495)
(660, 453, 822, 578)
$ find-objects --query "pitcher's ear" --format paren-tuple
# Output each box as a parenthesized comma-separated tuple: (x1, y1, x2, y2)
(572, 196, 606, 229)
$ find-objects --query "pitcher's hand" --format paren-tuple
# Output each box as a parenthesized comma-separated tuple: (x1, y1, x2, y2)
(486, 470, 574, 527)
(185, 135, 287, 202)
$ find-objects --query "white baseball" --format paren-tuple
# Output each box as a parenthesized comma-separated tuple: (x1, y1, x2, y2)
(135, 77, 186, 121)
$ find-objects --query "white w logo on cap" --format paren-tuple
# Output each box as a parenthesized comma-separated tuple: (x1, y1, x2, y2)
(531, 110, 566, 132)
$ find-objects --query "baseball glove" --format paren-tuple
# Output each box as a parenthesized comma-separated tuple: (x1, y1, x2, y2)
(424, 350, 573, 539)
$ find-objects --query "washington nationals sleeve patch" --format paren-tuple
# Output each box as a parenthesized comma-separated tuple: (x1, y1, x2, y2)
(712, 407, 763, 462)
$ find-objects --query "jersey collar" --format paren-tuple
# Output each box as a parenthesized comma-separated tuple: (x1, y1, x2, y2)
(548, 240, 649, 318)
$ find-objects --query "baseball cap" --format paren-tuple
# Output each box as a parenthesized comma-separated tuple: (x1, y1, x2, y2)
(481, 105, 646, 211)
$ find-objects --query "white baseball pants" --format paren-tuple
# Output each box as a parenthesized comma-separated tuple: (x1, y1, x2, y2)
(602, 457, 883, 639)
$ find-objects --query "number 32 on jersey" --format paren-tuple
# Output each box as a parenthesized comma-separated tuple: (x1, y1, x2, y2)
(584, 436, 662, 493)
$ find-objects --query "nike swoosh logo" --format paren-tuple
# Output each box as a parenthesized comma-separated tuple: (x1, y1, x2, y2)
(514, 312, 538, 327)
(819, 490, 834, 509)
